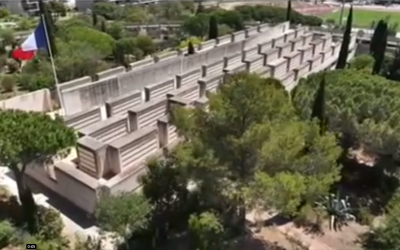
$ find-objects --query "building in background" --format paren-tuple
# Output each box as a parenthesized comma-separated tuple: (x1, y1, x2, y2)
(0, 0, 70, 15)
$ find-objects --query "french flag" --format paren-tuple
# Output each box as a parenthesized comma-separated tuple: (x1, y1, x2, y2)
(13, 17, 49, 61)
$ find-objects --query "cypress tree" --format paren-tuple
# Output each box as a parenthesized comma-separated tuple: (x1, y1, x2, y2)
(208, 15, 218, 40)
(100, 21, 107, 32)
(38, 0, 57, 56)
(286, 0, 292, 22)
(370, 20, 385, 55)
(196, 0, 205, 15)
(188, 41, 195, 55)
(336, 5, 353, 69)
(311, 74, 327, 135)
(92, 11, 98, 27)
(372, 22, 388, 75)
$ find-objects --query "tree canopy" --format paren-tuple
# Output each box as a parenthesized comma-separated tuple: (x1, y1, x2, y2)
(0, 110, 76, 233)
(293, 69, 400, 158)
(172, 73, 341, 231)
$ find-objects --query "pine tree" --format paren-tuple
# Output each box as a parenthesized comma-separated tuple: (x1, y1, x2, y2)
(92, 11, 98, 27)
(286, 0, 292, 22)
(311, 74, 327, 135)
(188, 41, 195, 55)
(208, 15, 218, 40)
(372, 22, 388, 75)
(370, 20, 385, 55)
(336, 5, 353, 69)
(38, 0, 57, 56)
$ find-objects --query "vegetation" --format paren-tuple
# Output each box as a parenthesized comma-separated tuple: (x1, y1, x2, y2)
(3, 2, 400, 250)
(0, 1, 323, 96)
(0, 110, 76, 234)
(336, 6, 353, 69)
(323, 8, 400, 30)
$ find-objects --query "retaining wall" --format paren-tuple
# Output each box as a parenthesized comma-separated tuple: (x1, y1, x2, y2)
(0, 89, 52, 112)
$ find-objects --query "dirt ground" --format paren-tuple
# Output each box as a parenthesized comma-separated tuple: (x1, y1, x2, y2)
(244, 210, 369, 250)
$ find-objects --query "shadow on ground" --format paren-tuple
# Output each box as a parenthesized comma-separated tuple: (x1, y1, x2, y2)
(5, 171, 97, 230)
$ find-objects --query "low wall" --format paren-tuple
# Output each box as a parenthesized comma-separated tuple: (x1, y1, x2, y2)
(0, 89, 52, 112)
(59, 22, 290, 115)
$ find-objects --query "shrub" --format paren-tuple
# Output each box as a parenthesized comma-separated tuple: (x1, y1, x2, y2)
(37, 205, 64, 241)
(1, 75, 16, 92)
(350, 55, 374, 71)
(0, 220, 17, 248)
(5, 59, 19, 74)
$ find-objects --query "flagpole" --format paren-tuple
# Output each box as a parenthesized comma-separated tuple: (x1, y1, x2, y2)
(40, 14, 65, 114)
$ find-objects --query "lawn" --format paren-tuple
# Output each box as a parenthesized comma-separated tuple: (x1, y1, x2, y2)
(323, 8, 400, 30)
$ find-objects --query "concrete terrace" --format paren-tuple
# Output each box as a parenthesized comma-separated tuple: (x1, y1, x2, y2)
(5, 22, 357, 214)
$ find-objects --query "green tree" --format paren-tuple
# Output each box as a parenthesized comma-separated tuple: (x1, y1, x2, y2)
(48, 1, 67, 16)
(216, 10, 245, 31)
(39, 0, 57, 56)
(362, 189, 400, 250)
(336, 5, 353, 69)
(0, 8, 10, 19)
(114, 37, 143, 65)
(61, 26, 115, 58)
(93, 2, 120, 20)
(286, 0, 292, 22)
(310, 74, 327, 134)
(182, 13, 210, 38)
(181, 1, 195, 13)
(370, 20, 385, 55)
(123, 6, 149, 23)
(96, 192, 150, 250)
(196, 0, 205, 15)
(100, 20, 107, 32)
(188, 41, 195, 55)
(208, 15, 218, 40)
(0, 110, 76, 234)
(294, 69, 400, 158)
(372, 22, 388, 75)
(172, 74, 296, 230)
(92, 12, 98, 27)
(188, 212, 224, 250)
(135, 35, 155, 56)
(106, 22, 126, 40)
(139, 158, 189, 245)
(159, 1, 184, 20)
(0, 29, 15, 46)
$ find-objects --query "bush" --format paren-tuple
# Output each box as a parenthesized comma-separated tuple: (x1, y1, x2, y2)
(37, 205, 64, 240)
(1, 75, 16, 92)
(0, 220, 17, 248)
(6, 59, 19, 74)
(350, 55, 374, 71)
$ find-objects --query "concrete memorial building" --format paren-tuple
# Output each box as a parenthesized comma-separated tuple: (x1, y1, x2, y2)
(24, 22, 357, 213)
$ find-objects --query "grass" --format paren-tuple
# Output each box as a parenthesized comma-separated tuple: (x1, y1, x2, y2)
(323, 8, 400, 30)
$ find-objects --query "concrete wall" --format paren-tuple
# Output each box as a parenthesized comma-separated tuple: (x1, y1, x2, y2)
(25, 24, 358, 214)
(0, 89, 52, 112)
(59, 22, 290, 116)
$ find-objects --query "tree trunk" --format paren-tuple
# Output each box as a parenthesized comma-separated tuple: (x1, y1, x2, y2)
(12, 169, 38, 234)
(238, 196, 246, 232)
